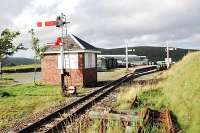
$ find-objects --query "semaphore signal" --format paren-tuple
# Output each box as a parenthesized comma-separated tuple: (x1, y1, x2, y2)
(37, 21, 56, 27)
(46, 37, 62, 46)
(36, 13, 70, 96)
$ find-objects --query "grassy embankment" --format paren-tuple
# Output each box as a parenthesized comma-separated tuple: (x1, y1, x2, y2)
(114, 52, 200, 132)
(0, 68, 128, 130)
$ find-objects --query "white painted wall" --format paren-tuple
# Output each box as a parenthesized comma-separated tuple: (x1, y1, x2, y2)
(85, 53, 96, 68)
(58, 53, 78, 69)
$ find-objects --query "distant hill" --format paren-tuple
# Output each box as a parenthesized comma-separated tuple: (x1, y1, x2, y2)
(98, 46, 198, 62)
(1, 57, 39, 66)
(0, 46, 198, 66)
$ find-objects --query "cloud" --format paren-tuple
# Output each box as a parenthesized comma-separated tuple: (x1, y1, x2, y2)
(1, 0, 200, 58)
(0, 0, 32, 25)
(71, 0, 200, 48)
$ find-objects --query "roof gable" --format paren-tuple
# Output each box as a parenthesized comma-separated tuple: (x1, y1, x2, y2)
(71, 34, 97, 50)
(45, 34, 99, 53)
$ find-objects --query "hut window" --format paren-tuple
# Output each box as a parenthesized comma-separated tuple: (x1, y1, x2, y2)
(85, 53, 96, 68)
(58, 53, 78, 69)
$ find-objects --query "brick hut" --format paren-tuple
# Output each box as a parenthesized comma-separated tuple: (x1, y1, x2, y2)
(42, 34, 101, 87)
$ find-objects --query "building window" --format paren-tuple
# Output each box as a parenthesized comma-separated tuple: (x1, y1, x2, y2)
(58, 53, 78, 69)
(85, 53, 96, 68)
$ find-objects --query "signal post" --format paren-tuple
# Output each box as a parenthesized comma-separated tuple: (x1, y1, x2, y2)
(37, 13, 70, 96)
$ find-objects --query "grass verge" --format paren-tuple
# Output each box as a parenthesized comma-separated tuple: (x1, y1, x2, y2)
(98, 68, 130, 82)
(0, 84, 65, 129)
(2, 64, 41, 73)
(2, 64, 40, 71)
(0, 83, 90, 130)
(0, 78, 16, 87)
(156, 52, 200, 133)
(113, 52, 200, 133)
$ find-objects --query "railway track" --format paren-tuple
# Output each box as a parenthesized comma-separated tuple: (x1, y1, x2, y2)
(139, 108, 175, 133)
(16, 66, 157, 133)
(160, 109, 175, 133)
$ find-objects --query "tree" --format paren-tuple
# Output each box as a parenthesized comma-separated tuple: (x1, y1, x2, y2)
(0, 28, 26, 61)
(28, 29, 47, 85)
(0, 28, 26, 79)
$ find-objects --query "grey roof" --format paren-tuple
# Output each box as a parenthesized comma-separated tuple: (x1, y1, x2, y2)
(45, 34, 99, 53)
(72, 34, 97, 49)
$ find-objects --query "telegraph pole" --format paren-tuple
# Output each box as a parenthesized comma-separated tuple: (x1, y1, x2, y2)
(166, 42, 170, 68)
(125, 40, 128, 70)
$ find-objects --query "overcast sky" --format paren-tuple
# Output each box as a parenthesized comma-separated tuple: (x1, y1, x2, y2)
(1, 0, 200, 58)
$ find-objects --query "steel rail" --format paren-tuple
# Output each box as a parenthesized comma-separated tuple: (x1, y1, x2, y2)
(17, 67, 157, 133)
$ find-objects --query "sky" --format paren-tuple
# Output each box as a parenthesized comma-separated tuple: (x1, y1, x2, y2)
(1, 0, 200, 58)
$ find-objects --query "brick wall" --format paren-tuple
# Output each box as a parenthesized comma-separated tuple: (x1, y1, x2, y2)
(42, 54, 60, 84)
(42, 53, 97, 87)
(83, 53, 97, 86)
(65, 69, 83, 86)
(84, 68, 97, 86)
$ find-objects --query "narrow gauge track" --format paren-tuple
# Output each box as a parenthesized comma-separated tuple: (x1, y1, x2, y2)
(16, 66, 157, 133)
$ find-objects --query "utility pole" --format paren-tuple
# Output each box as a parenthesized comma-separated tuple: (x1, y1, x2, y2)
(166, 42, 170, 68)
(125, 40, 128, 70)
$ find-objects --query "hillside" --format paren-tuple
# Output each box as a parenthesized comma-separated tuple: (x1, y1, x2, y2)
(1, 57, 39, 66)
(0, 47, 197, 66)
(99, 46, 197, 62)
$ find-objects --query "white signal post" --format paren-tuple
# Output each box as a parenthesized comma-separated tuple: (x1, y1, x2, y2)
(166, 42, 170, 68)
(60, 13, 65, 75)
(58, 13, 70, 96)
(125, 40, 136, 70)
(125, 40, 128, 70)
(36, 13, 70, 96)
(166, 43, 177, 69)
(60, 15, 65, 96)
(60, 13, 70, 75)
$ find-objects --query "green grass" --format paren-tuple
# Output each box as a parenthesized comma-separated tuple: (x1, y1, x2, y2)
(143, 122, 162, 133)
(0, 78, 16, 87)
(115, 52, 200, 133)
(0, 84, 67, 129)
(0, 82, 90, 130)
(2, 64, 40, 71)
(0, 67, 130, 131)
(87, 119, 126, 133)
(113, 84, 160, 110)
(156, 52, 200, 133)
(2, 72, 34, 79)
(98, 68, 130, 82)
